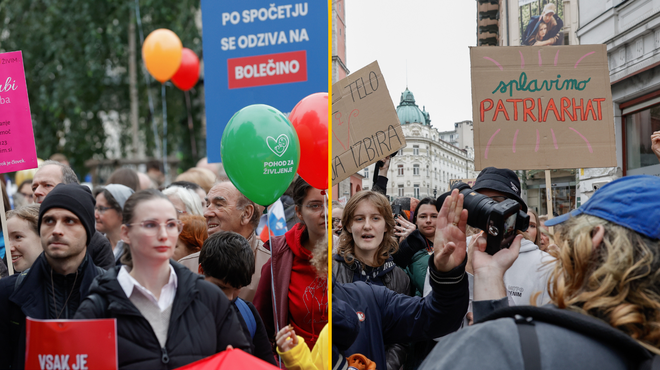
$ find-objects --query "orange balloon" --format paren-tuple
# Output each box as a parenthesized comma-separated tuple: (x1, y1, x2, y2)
(142, 29, 182, 83)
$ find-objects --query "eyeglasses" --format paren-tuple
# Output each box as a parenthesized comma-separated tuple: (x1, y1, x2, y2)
(94, 206, 113, 214)
(125, 220, 183, 235)
(305, 203, 325, 213)
(331, 217, 341, 224)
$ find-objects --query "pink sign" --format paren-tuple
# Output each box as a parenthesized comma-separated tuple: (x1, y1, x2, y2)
(0, 51, 37, 173)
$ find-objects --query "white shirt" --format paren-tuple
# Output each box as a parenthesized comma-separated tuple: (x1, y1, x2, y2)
(117, 265, 178, 312)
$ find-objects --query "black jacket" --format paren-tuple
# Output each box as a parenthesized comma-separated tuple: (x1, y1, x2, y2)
(88, 230, 115, 270)
(74, 261, 252, 370)
(0, 252, 103, 369)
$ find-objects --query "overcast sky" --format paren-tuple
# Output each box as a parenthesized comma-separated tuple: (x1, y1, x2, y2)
(345, 0, 477, 132)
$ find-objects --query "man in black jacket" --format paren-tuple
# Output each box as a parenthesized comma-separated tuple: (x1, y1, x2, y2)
(31, 160, 114, 270)
(0, 183, 105, 369)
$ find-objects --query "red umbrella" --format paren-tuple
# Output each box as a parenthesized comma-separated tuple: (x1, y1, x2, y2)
(175, 349, 281, 370)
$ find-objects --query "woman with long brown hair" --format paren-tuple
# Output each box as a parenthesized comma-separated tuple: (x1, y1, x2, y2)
(334, 190, 412, 370)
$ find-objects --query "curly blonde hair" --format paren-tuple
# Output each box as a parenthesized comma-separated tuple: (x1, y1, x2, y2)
(337, 191, 398, 267)
(548, 215, 660, 348)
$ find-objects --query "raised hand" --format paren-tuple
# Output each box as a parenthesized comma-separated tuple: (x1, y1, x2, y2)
(433, 189, 468, 272)
(651, 131, 660, 162)
(393, 214, 416, 242)
(276, 325, 299, 353)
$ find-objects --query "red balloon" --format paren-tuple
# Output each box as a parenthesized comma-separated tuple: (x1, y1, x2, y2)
(289, 92, 328, 190)
(171, 48, 200, 91)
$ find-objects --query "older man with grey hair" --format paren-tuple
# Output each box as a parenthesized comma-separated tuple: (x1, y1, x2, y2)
(183, 181, 271, 302)
(30, 160, 115, 270)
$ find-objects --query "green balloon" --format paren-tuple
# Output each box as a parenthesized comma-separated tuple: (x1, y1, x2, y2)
(221, 104, 300, 206)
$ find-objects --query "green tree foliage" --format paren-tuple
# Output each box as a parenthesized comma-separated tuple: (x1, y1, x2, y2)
(0, 0, 205, 178)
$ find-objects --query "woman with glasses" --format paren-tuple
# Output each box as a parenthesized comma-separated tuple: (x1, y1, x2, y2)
(334, 190, 413, 370)
(75, 189, 251, 369)
(94, 184, 134, 264)
(254, 177, 328, 363)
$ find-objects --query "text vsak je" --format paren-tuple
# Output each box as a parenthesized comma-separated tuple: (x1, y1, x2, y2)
(38, 354, 88, 370)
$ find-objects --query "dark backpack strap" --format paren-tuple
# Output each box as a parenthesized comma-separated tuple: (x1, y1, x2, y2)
(235, 298, 256, 339)
(514, 315, 542, 370)
(481, 305, 659, 369)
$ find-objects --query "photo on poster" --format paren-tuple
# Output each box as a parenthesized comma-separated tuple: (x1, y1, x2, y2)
(519, 0, 565, 46)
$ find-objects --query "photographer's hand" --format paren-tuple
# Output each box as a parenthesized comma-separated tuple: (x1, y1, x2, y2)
(433, 189, 468, 272)
(472, 234, 522, 301)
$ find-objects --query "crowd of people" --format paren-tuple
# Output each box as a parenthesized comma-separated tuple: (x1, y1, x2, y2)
(329, 152, 660, 370)
(0, 157, 329, 370)
(2, 141, 660, 370)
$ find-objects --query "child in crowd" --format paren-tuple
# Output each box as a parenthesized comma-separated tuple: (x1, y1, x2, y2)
(198, 231, 276, 365)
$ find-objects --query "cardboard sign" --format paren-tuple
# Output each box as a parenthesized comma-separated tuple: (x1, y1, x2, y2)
(0, 51, 38, 173)
(201, 1, 328, 162)
(470, 45, 616, 170)
(25, 317, 118, 370)
(332, 61, 406, 185)
(449, 178, 477, 191)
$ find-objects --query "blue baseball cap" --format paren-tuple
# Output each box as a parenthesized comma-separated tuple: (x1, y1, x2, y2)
(545, 175, 660, 240)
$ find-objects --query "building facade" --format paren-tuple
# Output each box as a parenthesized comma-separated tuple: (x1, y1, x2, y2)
(361, 88, 476, 199)
(576, 0, 660, 201)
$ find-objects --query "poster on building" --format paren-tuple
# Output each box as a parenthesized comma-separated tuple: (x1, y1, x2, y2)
(201, 1, 328, 162)
(470, 45, 616, 171)
(331, 61, 406, 185)
(519, 0, 565, 46)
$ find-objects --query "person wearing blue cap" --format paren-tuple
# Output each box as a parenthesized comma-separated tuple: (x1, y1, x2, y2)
(419, 175, 660, 370)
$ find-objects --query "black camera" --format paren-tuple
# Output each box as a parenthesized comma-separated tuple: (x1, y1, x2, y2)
(437, 182, 529, 255)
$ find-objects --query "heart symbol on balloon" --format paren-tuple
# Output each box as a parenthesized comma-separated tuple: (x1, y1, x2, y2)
(266, 134, 290, 157)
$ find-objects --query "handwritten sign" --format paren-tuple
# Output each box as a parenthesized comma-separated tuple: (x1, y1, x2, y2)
(332, 61, 405, 185)
(470, 45, 616, 170)
(25, 317, 118, 370)
(0, 51, 37, 173)
(449, 178, 477, 191)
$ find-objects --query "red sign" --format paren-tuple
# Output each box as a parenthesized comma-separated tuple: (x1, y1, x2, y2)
(25, 317, 118, 370)
(227, 50, 307, 89)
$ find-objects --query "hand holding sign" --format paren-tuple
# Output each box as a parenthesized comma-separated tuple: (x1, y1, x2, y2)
(221, 104, 300, 206)
(289, 92, 328, 189)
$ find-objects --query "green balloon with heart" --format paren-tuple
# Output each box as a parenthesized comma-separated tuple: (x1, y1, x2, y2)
(220, 104, 301, 206)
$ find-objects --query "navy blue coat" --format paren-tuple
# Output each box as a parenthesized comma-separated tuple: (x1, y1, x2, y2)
(0, 252, 103, 369)
(333, 256, 469, 370)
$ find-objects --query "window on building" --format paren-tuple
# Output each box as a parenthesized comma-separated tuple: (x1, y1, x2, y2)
(414, 184, 420, 199)
(625, 104, 660, 172)
(426, 165, 429, 176)
(398, 164, 404, 176)
(398, 184, 404, 197)
(413, 164, 420, 176)
(413, 145, 419, 155)
(364, 167, 369, 178)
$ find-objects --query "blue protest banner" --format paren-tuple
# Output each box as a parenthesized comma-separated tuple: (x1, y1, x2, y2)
(201, 1, 328, 162)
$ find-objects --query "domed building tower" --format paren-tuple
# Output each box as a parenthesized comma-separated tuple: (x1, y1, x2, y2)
(360, 87, 476, 200)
